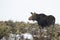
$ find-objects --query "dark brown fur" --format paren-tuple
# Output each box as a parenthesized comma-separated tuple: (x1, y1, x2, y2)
(29, 12, 55, 29)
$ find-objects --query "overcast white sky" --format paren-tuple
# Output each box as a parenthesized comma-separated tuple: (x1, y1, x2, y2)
(0, 0, 60, 24)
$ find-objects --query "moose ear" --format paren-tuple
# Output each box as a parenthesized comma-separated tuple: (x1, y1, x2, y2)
(31, 12, 33, 15)
(34, 12, 37, 15)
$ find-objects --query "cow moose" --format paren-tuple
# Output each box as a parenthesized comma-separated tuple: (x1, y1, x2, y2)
(28, 12, 55, 40)
(28, 12, 55, 29)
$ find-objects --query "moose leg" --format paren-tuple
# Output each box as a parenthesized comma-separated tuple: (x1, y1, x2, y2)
(39, 26, 42, 40)
(44, 26, 51, 40)
(50, 24, 55, 40)
(46, 27, 48, 40)
(52, 24, 54, 40)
